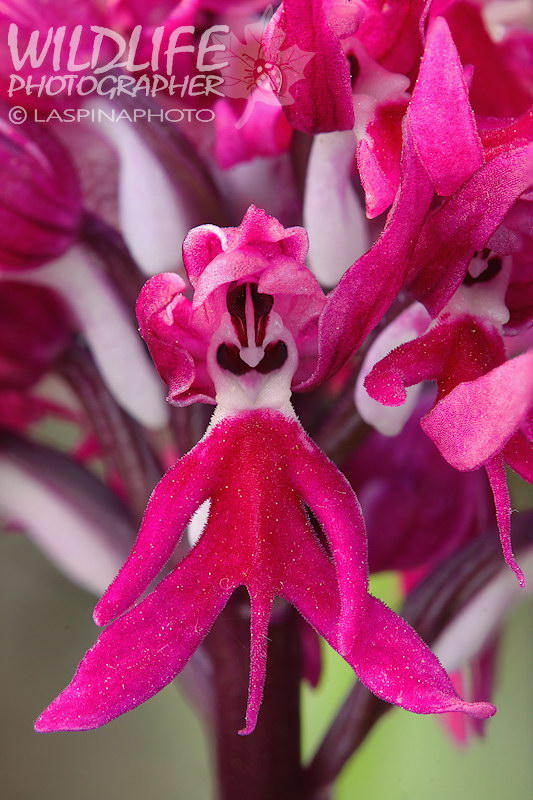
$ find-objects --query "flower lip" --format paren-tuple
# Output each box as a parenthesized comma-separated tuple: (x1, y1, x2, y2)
(216, 281, 288, 378)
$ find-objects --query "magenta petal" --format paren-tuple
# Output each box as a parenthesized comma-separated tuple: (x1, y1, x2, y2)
(420, 351, 533, 471)
(240, 593, 274, 735)
(36, 533, 235, 733)
(485, 457, 526, 587)
(264, 0, 354, 133)
(346, 596, 495, 719)
(136, 272, 214, 405)
(286, 542, 495, 719)
(408, 17, 483, 196)
(94, 441, 216, 626)
(300, 124, 434, 389)
(288, 436, 368, 652)
(364, 316, 506, 407)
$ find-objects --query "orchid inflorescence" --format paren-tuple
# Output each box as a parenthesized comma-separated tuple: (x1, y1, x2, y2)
(0, 0, 532, 794)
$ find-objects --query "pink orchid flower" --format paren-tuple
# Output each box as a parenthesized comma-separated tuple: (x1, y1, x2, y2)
(365, 252, 532, 586)
(36, 206, 495, 735)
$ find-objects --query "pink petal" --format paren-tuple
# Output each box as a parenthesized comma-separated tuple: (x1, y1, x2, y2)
(288, 431, 369, 652)
(284, 534, 494, 720)
(485, 457, 525, 586)
(408, 17, 483, 196)
(504, 431, 533, 483)
(357, 99, 407, 218)
(94, 439, 217, 626)
(264, 0, 354, 133)
(23, 246, 169, 428)
(183, 205, 309, 287)
(0, 450, 132, 596)
(346, 595, 495, 719)
(214, 98, 292, 169)
(364, 316, 505, 407)
(443, 1, 532, 118)
(420, 351, 533, 470)
(239, 593, 274, 735)
(91, 104, 204, 276)
(355, 301, 431, 435)
(35, 532, 235, 732)
(136, 272, 214, 405)
(358, 0, 424, 76)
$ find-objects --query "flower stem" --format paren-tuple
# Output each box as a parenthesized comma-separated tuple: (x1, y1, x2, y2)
(60, 343, 163, 523)
(206, 592, 304, 800)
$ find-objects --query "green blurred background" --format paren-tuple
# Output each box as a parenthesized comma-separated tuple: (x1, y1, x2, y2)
(2, 536, 532, 799)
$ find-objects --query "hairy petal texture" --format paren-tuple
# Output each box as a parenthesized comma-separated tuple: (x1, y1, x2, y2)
(36, 530, 236, 732)
(36, 410, 491, 733)
(137, 206, 326, 402)
(421, 351, 533, 471)
(364, 316, 506, 406)
(94, 439, 218, 626)
(408, 17, 483, 196)
(264, 0, 354, 133)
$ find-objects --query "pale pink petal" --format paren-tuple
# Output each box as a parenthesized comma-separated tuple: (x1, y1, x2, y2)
(299, 124, 434, 389)
(0, 448, 132, 596)
(420, 351, 533, 470)
(355, 302, 430, 435)
(89, 101, 200, 276)
(304, 130, 370, 288)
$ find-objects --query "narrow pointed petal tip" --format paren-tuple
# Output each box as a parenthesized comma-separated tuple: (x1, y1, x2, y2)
(34, 693, 92, 733)
(238, 719, 258, 737)
(446, 700, 497, 721)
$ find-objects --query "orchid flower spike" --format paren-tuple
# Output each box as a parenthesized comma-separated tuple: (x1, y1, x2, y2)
(37, 207, 495, 735)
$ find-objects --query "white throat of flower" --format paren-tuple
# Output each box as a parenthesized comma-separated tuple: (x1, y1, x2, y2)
(207, 307, 298, 423)
(442, 253, 512, 328)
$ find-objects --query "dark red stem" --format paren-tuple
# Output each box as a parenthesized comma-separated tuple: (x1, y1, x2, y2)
(206, 593, 304, 800)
